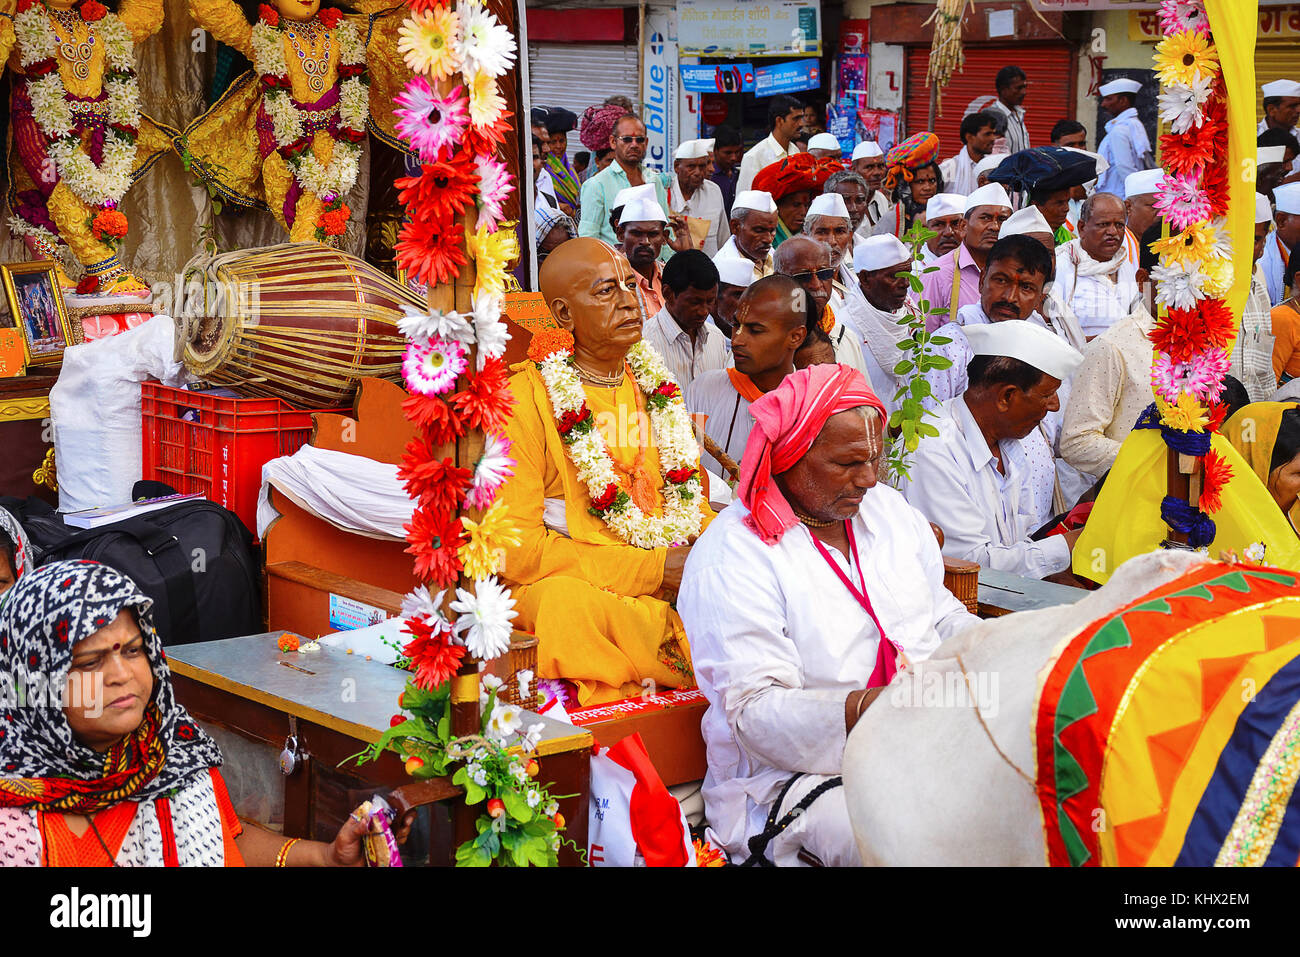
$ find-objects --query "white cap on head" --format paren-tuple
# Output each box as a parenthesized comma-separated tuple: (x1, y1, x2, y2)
(1277, 183, 1300, 216)
(1000, 205, 1052, 238)
(974, 154, 1005, 177)
(966, 320, 1084, 382)
(1259, 145, 1288, 166)
(1098, 78, 1142, 97)
(851, 140, 884, 161)
(807, 192, 850, 220)
(1262, 79, 1300, 99)
(1257, 192, 1275, 225)
(674, 138, 714, 160)
(808, 133, 842, 152)
(925, 192, 965, 222)
(619, 196, 668, 225)
(1124, 168, 1164, 198)
(612, 182, 656, 210)
(715, 256, 756, 288)
(732, 189, 778, 214)
(964, 183, 1013, 214)
(854, 235, 913, 273)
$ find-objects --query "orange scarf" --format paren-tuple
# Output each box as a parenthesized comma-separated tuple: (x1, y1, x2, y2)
(727, 368, 765, 402)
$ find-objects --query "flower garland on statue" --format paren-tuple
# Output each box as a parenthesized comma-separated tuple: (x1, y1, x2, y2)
(1142, 0, 1234, 546)
(528, 329, 704, 549)
(355, 1, 579, 867)
(14, 0, 140, 230)
(250, 4, 369, 240)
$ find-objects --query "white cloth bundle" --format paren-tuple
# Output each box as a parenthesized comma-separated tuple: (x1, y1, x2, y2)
(256, 444, 414, 540)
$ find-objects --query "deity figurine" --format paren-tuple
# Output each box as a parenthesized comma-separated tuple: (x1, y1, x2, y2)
(0, 0, 172, 295)
(181, 0, 411, 243)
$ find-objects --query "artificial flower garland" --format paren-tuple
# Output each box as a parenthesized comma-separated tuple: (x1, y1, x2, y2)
(250, 4, 369, 240)
(14, 0, 140, 226)
(1146, 0, 1232, 539)
(529, 331, 704, 549)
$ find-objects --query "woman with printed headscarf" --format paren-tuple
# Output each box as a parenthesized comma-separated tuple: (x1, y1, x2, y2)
(0, 510, 32, 599)
(0, 561, 403, 866)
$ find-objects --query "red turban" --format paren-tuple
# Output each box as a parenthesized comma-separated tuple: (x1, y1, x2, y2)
(738, 365, 886, 545)
(751, 153, 818, 201)
(579, 103, 631, 151)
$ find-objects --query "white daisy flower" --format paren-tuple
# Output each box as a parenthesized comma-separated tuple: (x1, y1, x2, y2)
(1157, 74, 1213, 134)
(451, 578, 517, 660)
(485, 701, 523, 741)
(400, 585, 446, 623)
(457, 1, 517, 79)
(1152, 262, 1206, 311)
(399, 304, 474, 345)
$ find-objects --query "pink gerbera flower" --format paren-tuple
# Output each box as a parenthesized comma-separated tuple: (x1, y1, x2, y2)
(1158, 0, 1209, 35)
(1153, 172, 1211, 231)
(403, 336, 468, 396)
(473, 155, 514, 232)
(1151, 349, 1230, 404)
(394, 78, 469, 163)
(465, 431, 515, 509)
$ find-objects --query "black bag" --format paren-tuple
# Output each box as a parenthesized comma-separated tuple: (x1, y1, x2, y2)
(8, 486, 262, 646)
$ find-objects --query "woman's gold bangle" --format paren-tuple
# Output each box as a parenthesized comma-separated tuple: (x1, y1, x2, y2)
(275, 837, 301, 867)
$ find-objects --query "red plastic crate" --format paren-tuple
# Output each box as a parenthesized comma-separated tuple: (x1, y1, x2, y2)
(140, 382, 341, 538)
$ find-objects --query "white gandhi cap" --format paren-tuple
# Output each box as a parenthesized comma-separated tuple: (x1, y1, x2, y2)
(1098, 78, 1142, 97)
(965, 320, 1084, 382)
(612, 182, 656, 210)
(1259, 145, 1288, 166)
(1262, 79, 1300, 99)
(925, 192, 965, 222)
(1000, 205, 1052, 238)
(715, 256, 756, 288)
(1276, 183, 1300, 216)
(619, 196, 668, 224)
(1257, 193, 1275, 225)
(964, 183, 1013, 214)
(808, 133, 842, 152)
(807, 192, 850, 220)
(1124, 168, 1164, 197)
(854, 235, 912, 273)
(732, 190, 777, 213)
(851, 140, 884, 161)
(974, 154, 1005, 177)
(674, 139, 714, 160)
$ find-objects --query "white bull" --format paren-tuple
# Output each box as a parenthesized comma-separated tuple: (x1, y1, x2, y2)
(842, 549, 1210, 866)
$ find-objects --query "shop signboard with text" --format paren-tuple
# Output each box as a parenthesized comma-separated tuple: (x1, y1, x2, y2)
(754, 58, 820, 98)
(681, 62, 756, 93)
(643, 8, 680, 174)
(677, 0, 821, 58)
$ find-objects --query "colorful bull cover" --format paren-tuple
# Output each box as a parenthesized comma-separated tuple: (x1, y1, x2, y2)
(1034, 564, 1300, 866)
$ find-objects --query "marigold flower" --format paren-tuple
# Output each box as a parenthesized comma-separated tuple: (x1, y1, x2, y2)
(527, 328, 575, 363)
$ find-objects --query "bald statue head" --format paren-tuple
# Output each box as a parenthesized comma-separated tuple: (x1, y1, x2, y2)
(538, 237, 642, 366)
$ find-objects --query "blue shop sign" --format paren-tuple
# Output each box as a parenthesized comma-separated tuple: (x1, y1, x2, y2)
(681, 63, 756, 93)
(754, 58, 821, 97)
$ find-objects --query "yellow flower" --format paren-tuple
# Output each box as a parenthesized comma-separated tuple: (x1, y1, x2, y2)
(466, 68, 506, 128)
(467, 222, 519, 298)
(458, 500, 521, 580)
(1153, 31, 1219, 87)
(1151, 222, 1215, 268)
(398, 7, 463, 81)
(1200, 256, 1233, 298)
(1159, 392, 1209, 432)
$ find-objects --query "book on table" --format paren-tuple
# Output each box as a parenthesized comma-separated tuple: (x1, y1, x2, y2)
(64, 493, 206, 529)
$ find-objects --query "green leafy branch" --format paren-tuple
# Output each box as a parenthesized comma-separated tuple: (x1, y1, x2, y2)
(885, 220, 953, 485)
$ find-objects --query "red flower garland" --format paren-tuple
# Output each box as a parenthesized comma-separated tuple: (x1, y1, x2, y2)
(80, 0, 107, 21)
(396, 214, 468, 287)
(404, 507, 465, 586)
(398, 439, 473, 515)
(402, 394, 467, 446)
(1199, 449, 1233, 514)
(402, 616, 466, 690)
(318, 6, 342, 28)
(450, 356, 515, 433)
(396, 156, 479, 222)
(258, 3, 278, 26)
(1150, 301, 1236, 362)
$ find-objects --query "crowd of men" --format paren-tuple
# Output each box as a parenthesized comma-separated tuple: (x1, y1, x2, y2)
(516, 70, 1300, 864)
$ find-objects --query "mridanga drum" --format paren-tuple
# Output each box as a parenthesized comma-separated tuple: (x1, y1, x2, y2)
(180, 243, 421, 409)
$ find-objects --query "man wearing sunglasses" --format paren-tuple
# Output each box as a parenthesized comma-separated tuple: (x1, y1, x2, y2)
(774, 235, 870, 383)
(736, 94, 804, 195)
(579, 113, 671, 250)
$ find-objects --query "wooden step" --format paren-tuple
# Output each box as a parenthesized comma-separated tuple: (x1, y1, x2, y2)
(266, 560, 404, 638)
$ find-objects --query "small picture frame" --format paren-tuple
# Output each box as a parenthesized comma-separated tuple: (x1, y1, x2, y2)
(1, 261, 73, 366)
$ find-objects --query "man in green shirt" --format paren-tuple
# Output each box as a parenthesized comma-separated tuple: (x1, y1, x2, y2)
(578, 114, 672, 248)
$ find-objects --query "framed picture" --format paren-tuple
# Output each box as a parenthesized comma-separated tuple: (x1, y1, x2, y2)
(1, 261, 72, 366)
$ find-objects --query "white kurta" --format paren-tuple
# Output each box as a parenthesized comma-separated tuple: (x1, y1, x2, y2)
(668, 175, 729, 257)
(1229, 270, 1279, 403)
(826, 298, 871, 383)
(938, 148, 980, 196)
(901, 395, 1072, 579)
(1096, 108, 1152, 198)
(713, 236, 773, 282)
(736, 134, 799, 194)
(1052, 240, 1140, 339)
(677, 490, 978, 863)
(642, 305, 729, 389)
(1260, 231, 1291, 307)
(856, 191, 894, 237)
(685, 369, 753, 473)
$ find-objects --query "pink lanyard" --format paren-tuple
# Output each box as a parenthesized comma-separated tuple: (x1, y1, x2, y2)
(809, 522, 901, 689)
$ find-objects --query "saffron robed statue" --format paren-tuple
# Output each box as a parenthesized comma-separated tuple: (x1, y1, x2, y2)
(497, 237, 716, 706)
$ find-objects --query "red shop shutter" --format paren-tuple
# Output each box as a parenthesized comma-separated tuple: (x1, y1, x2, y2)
(904, 44, 1076, 158)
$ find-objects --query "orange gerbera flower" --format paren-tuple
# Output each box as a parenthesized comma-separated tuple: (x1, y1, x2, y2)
(404, 506, 465, 587)
(451, 355, 515, 433)
(398, 438, 473, 516)
(402, 393, 466, 446)
(1199, 449, 1232, 514)
(396, 155, 479, 222)
(402, 616, 465, 691)
(396, 213, 468, 287)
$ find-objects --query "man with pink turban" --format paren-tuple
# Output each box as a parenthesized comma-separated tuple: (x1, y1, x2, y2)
(677, 365, 978, 865)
